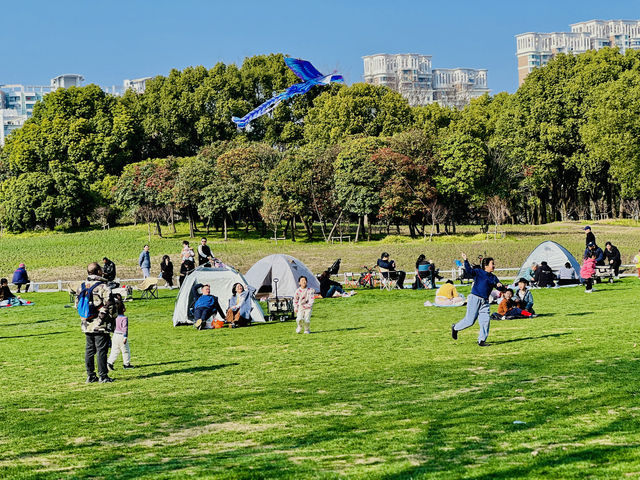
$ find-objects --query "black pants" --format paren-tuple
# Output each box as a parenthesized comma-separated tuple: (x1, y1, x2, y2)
(610, 260, 621, 276)
(85, 333, 110, 379)
(194, 306, 216, 322)
(15, 282, 30, 293)
(388, 270, 406, 289)
(584, 278, 593, 291)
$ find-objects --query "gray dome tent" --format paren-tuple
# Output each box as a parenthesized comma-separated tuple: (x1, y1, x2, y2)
(245, 254, 320, 297)
(172, 266, 265, 327)
(515, 241, 582, 283)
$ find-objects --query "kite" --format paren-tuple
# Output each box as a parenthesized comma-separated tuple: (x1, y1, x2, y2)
(231, 57, 344, 128)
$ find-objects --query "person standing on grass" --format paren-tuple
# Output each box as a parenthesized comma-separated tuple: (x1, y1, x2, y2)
(79, 262, 117, 383)
(584, 226, 596, 247)
(197, 237, 215, 266)
(138, 245, 151, 279)
(293, 276, 314, 334)
(451, 253, 503, 347)
(581, 254, 597, 293)
(160, 255, 174, 288)
(107, 297, 135, 371)
(179, 241, 195, 287)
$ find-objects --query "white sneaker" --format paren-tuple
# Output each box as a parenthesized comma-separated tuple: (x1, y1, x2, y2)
(585, 289, 593, 293)
(304, 330, 310, 334)
(296, 326, 302, 334)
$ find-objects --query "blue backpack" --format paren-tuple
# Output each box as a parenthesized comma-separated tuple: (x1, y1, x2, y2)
(77, 282, 102, 320)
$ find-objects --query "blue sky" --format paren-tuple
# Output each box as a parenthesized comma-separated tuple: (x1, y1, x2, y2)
(1, 0, 638, 94)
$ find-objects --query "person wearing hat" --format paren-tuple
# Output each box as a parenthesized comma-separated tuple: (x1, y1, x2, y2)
(376, 252, 406, 289)
(515, 277, 535, 314)
(584, 226, 596, 247)
(12, 263, 30, 293)
(583, 242, 605, 265)
(603, 241, 621, 278)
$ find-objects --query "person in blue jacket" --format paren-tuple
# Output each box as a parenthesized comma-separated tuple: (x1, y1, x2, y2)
(225, 283, 256, 328)
(583, 242, 605, 266)
(192, 283, 224, 330)
(451, 252, 504, 346)
(12, 263, 30, 293)
(138, 245, 151, 278)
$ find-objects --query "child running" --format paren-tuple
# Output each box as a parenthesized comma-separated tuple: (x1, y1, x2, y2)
(107, 295, 135, 371)
(451, 252, 503, 346)
(293, 276, 314, 334)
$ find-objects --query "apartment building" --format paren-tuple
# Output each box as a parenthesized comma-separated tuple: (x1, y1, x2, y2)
(363, 53, 489, 108)
(516, 19, 640, 85)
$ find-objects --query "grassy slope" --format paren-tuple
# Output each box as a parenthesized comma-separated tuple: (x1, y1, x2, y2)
(1, 280, 639, 479)
(1, 221, 640, 283)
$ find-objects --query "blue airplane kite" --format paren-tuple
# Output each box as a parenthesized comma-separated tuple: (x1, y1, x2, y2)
(231, 57, 344, 128)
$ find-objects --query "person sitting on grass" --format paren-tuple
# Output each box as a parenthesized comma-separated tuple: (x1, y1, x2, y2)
(533, 261, 555, 288)
(226, 283, 256, 328)
(451, 253, 504, 347)
(434, 280, 465, 306)
(495, 288, 533, 319)
(192, 284, 225, 330)
(0, 278, 15, 302)
(580, 254, 597, 293)
(515, 278, 535, 314)
(557, 262, 579, 285)
(318, 271, 353, 298)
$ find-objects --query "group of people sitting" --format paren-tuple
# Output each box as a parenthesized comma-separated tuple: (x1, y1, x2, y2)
(192, 281, 256, 330)
(373, 252, 442, 290)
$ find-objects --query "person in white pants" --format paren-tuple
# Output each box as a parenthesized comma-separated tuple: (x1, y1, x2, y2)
(293, 276, 314, 334)
(107, 301, 134, 370)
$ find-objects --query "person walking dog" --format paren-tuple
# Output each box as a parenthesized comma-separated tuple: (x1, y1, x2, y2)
(451, 253, 503, 347)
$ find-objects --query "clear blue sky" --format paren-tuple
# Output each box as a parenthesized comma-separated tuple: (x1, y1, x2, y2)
(1, 0, 638, 94)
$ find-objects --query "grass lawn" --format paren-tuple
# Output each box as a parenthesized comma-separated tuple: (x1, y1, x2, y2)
(1, 279, 639, 478)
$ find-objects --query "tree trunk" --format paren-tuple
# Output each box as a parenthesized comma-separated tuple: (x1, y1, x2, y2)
(354, 216, 362, 242)
(300, 215, 313, 240)
(223, 216, 228, 241)
(364, 214, 370, 241)
(188, 209, 195, 238)
(155, 219, 163, 238)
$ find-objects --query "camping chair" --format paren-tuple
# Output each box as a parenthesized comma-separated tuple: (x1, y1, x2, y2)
(377, 266, 396, 291)
(454, 260, 473, 285)
(416, 263, 433, 289)
(132, 277, 159, 299)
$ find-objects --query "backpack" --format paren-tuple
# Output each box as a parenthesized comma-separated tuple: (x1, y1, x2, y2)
(77, 282, 103, 320)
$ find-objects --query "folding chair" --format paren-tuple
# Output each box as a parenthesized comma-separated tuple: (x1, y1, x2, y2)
(377, 266, 396, 290)
(132, 277, 159, 299)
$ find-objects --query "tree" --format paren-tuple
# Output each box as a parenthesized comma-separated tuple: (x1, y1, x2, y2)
(486, 196, 509, 239)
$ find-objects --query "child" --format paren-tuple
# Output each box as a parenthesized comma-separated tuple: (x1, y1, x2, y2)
(580, 254, 597, 293)
(293, 276, 314, 334)
(107, 296, 135, 371)
(451, 253, 504, 346)
(497, 288, 533, 319)
(634, 249, 640, 278)
(515, 278, 535, 314)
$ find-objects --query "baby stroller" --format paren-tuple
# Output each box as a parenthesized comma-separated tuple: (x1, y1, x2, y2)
(327, 258, 341, 276)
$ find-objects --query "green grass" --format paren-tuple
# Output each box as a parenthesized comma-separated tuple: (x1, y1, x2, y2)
(2, 220, 640, 283)
(1, 280, 640, 478)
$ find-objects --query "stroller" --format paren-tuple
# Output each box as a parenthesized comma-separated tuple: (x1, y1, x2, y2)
(327, 258, 341, 276)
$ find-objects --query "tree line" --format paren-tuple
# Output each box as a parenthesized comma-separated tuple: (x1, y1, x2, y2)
(1, 49, 640, 238)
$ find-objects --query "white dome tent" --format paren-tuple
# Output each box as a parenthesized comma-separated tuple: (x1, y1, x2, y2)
(515, 241, 582, 283)
(245, 254, 320, 297)
(172, 266, 265, 327)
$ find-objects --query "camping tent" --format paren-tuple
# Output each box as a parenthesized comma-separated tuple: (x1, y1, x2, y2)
(515, 241, 582, 283)
(172, 266, 265, 327)
(245, 254, 320, 297)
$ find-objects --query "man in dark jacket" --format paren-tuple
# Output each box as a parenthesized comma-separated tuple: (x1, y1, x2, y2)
(197, 238, 215, 266)
(603, 241, 622, 277)
(12, 263, 30, 293)
(584, 242, 605, 265)
(584, 226, 596, 247)
(376, 252, 406, 289)
(102, 257, 116, 282)
(533, 261, 555, 288)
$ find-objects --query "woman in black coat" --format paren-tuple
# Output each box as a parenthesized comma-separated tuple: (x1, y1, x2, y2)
(160, 255, 174, 288)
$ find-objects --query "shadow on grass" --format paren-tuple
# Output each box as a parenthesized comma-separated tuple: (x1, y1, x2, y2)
(565, 312, 594, 316)
(490, 332, 571, 345)
(0, 331, 65, 340)
(0, 319, 57, 328)
(311, 327, 365, 334)
(132, 363, 238, 380)
(134, 360, 190, 368)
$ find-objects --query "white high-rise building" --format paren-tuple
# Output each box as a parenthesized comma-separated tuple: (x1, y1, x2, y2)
(363, 53, 489, 108)
(124, 77, 152, 94)
(516, 19, 640, 86)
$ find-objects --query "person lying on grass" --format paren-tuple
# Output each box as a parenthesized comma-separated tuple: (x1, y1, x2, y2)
(494, 288, 533, 319)
(192, 284, 225, 330)
(451, 253, 504, 347)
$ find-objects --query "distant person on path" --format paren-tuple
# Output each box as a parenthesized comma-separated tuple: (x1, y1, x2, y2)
(192, 283, 225, 330)
(12, 263, 30, 293)
(434, 280, 465, 306)
(584, 226, 596, 247)
(377, 252, 406, 289)
(557, 262, 579, 286)
(179, 241, 196, 287)
(197, 237, 214, 266)
(451, 253, 503, 347)
(603, 242, 621, 278)
(580, 254, 597, 293)
(318, 270, 351, 298)
(107, 298, 135, 371)
(160, 255, 174, 288)
(102, 257, 116, 282)
(634, 249, 640, 278)
(79, 262, 117, 383)
(138, 245, 151, 278)
(293, 276, 314, 334)
(583, 242, 605, 265)
(226, 283, 256, 328)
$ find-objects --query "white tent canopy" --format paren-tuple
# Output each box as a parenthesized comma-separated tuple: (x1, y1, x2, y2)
(245, 254, 320, 297)
(515, 241, 582, 282)
(172, 266, 265, 327)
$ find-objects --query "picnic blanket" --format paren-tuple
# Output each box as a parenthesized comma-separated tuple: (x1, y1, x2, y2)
(0, 298, 34, 307)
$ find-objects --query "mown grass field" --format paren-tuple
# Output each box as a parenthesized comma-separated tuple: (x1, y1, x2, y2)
(1, 278, 640, 479)
(1, 220, 640, 283)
